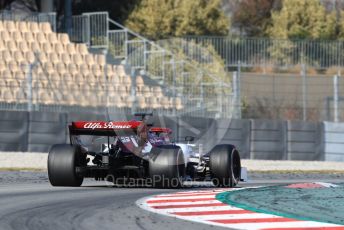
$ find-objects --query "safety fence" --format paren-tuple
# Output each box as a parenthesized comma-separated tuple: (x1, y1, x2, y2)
(182, 36, 344, 69)
(238, 72, 344, 122)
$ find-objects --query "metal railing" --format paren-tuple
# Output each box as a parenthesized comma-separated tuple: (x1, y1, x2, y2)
(69, 12, 234, 118)
(0, 10, 56, 31)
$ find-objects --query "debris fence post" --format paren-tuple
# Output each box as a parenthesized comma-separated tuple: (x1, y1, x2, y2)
(333, 74, 339, 122)
(301, 64, 307, 121)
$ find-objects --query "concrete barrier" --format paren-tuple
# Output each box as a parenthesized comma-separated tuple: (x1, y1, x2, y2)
(287, 121, 323, 161)
(250, 119, 286, 160)
(0, 111, 28, 151)
(3, 111, 344, 162)
(323, 122, 344, 161)
(28, 112, 67, 152)
(216, 119, 250, 159)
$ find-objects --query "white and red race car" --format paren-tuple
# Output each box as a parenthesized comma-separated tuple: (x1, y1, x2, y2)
(48, 113, 244, 188)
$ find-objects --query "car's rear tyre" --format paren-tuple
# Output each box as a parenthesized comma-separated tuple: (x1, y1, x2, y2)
(48, 144, 85, 187)
(209, 144, 241, 187)
(149, 146, 185, 188)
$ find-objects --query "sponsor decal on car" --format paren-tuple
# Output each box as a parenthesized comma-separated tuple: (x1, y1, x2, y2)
(83, 122, 132, 129)
(83, 122, 102, 129)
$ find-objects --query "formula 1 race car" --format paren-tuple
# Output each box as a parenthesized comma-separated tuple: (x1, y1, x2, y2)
(48, 113, 243, 188)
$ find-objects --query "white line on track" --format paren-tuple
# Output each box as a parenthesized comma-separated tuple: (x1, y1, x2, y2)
(176, 213, 279, 220)
(148, 194, 216, 200)
(148, 199, 222, 206)
(148, 206, 243, 213)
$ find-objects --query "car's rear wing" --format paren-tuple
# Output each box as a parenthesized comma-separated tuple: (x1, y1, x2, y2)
(69, 121, 142, 136)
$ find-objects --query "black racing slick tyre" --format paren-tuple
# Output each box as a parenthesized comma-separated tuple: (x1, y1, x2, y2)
(48, 144, 85, 187)
(209, 144, 241, 187)
(149, 146, 185, 188)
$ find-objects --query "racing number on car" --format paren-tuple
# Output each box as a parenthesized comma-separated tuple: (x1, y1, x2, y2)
(120, 137, 130, 143)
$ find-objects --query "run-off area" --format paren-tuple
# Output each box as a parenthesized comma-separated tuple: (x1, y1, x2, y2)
(218, 183, 344, 225)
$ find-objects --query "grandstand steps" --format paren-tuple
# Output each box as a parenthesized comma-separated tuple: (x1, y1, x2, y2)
(88, 47, 121, 66)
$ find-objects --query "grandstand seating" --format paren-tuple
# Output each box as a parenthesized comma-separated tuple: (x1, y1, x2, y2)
(0, 20, 183, 111)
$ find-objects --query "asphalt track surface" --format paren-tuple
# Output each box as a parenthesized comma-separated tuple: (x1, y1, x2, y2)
(0, 172, 344, 230)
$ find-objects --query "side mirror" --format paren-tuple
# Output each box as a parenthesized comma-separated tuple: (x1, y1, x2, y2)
(185, 136, 194, 142)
